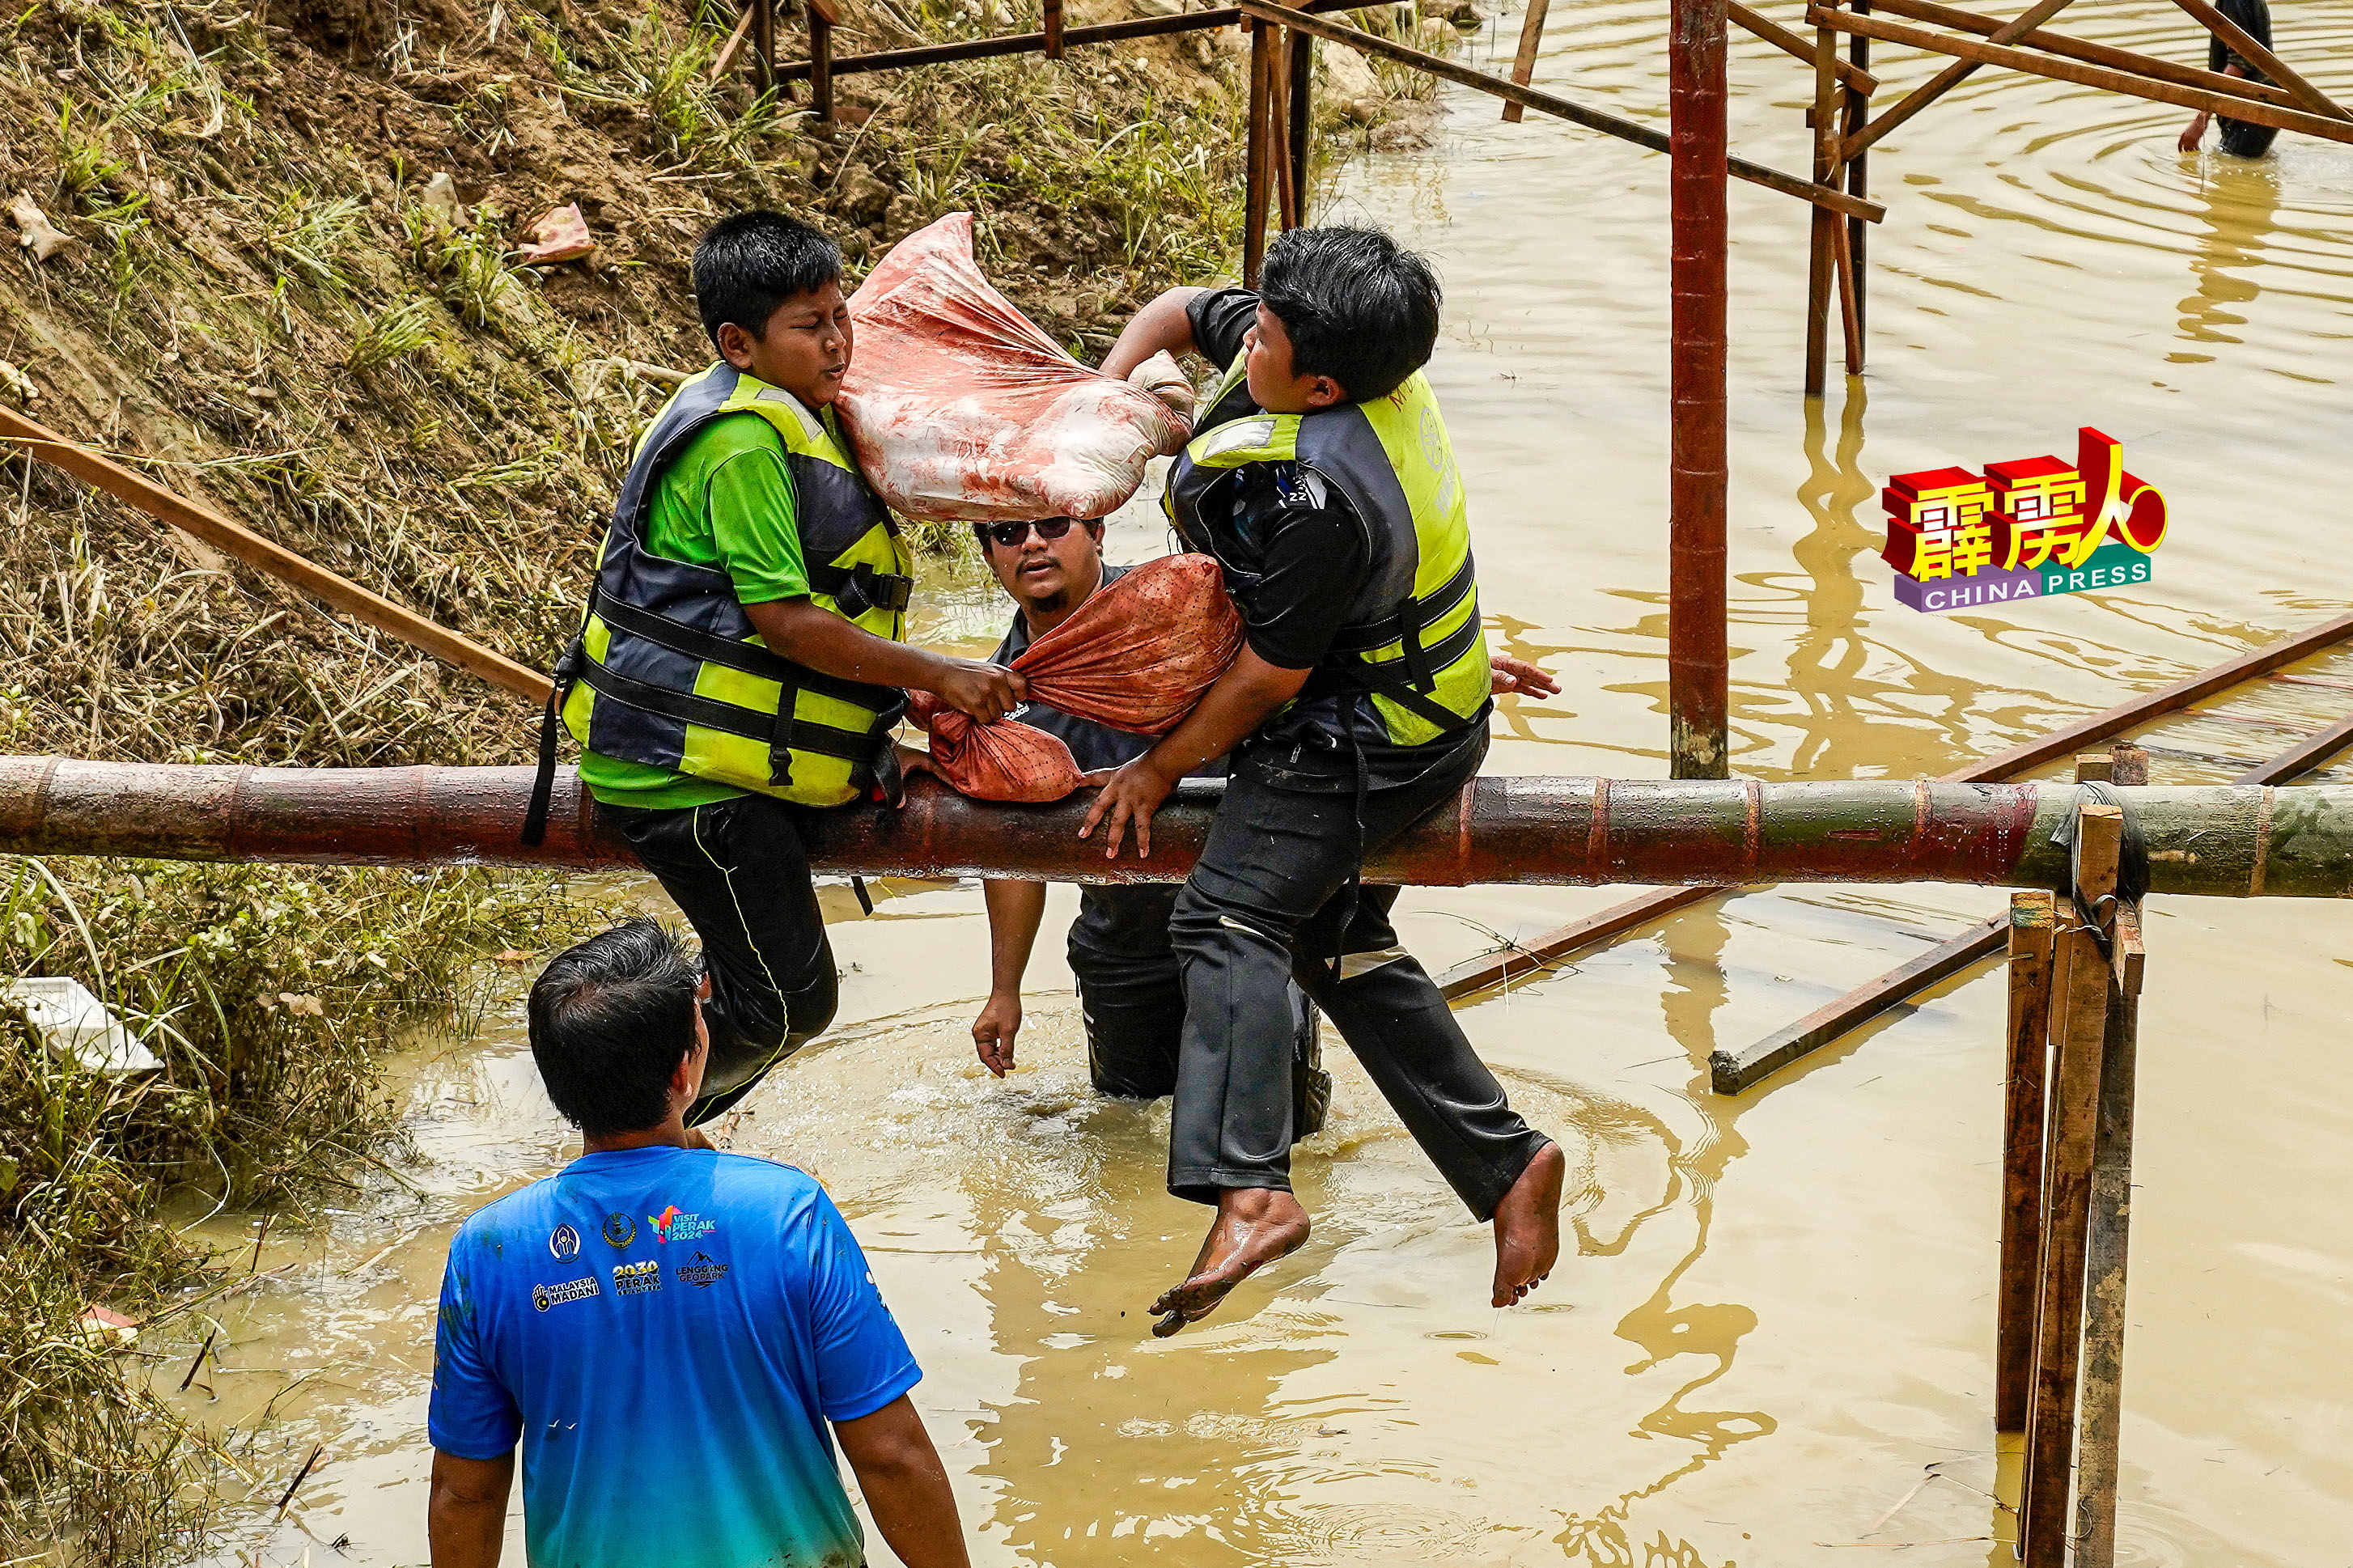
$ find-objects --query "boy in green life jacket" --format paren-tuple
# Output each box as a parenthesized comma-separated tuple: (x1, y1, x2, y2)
(530, 210, 1024, 1127)
(1090, 227, 1566, 1335)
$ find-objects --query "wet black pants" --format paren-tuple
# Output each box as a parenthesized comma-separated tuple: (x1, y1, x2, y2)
(601, 795, 840, 1125)
(1165, 740, 1550, 1220)
(1073, 886, 1326, 1134)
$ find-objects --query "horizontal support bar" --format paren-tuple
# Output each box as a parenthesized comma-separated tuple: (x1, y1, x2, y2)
(1728, 0, 1879, 94)
(1812, 5, 2353, 146)
(769, 0, 1362, 80)
(1862, 0, 2300, 112)
(11, 759, 2353, 899)
(1243, 0, 1885, 220)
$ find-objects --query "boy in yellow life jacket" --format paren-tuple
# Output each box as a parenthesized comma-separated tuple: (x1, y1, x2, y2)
(1090, 227, 1567, 1336)
(530, 211, 1024, 1128)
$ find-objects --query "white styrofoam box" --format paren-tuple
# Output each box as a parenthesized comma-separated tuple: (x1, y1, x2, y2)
(6, 977, 160, 1074)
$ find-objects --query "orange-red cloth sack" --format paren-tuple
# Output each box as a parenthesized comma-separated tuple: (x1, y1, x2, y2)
(909, 553, 1243, 803)
(837, 212, 1193, 522)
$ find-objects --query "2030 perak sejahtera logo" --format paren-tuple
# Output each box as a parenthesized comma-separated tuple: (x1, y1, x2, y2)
(1883, 427, 2168, 614)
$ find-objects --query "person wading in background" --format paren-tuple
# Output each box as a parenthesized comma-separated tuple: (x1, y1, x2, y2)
(426, 920, 969, 1568)
(524, 210, 1022, 1129)
(1088, 226, 1567, 1335)
(2179, 0, 2282, 157)
(965, 512, 1329, 1121)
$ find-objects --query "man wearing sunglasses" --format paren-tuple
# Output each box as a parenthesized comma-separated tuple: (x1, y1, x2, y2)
(967, 514, 1329, 1130)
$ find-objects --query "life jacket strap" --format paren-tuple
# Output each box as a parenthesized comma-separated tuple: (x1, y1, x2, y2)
(1325, 552, 1476, 657)
(806, 561, 914, 619)
(573, 652, 905, 788)
(586, 589, 900, 712)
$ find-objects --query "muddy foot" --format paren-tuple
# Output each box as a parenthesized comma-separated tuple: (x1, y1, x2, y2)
(1150, 1188, 1311, 1337)
(1491, 1140, 1566, 1307)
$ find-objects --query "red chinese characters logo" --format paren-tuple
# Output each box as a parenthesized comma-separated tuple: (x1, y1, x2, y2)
(1883, 428, 2167, 615)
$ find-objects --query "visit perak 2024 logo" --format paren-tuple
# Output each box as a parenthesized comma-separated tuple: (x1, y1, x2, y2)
(1881, 427, 2168, 614)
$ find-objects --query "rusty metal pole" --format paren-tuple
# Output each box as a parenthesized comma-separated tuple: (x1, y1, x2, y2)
(1668, 0, 1730, 779)
(1287, 27, 1314, 222)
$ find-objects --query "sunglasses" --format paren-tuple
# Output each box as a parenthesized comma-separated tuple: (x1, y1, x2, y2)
(977, 517, 1078, 549)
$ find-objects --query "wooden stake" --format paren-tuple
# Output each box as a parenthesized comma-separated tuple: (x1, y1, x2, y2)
(2020, 799, 2121, 1568)
(1272, 29, 1301, 230)
(1287, 28, 1315, 222)
(753, 0, 776, 91)
(1503, 0, 1552, 121)
(1244, 19, 1274, 285)
(709, 2, 757, 83)
(1996, 888, 2057, 1433)
(1804, 17, 1838, 396)
(0, 409, 548, 705)
(1044, 0, 1066, 58)
(2073, 741, 2147, 1567)
(1844, 0, 1869, 341)
(808, 0, 837, 121)
(1830, 210, 1863, 374)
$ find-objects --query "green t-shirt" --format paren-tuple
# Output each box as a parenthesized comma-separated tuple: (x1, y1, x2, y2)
(577, 411, 815, 812)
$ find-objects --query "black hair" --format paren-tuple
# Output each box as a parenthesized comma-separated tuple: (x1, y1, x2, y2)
(1258, 226, 1442, 403)
(691, 210, 843, 352)
(527, 919, 700, 1136)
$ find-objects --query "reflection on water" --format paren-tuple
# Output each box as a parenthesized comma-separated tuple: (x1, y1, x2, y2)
(154, 0, 2353, 1562)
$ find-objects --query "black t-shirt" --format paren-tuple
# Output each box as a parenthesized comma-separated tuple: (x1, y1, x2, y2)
(1183, 288, 1485, 793)
(2207, 0, 2279, 156)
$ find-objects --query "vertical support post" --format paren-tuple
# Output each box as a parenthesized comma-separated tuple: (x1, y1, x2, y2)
(1845, 0, 1870, 340)
(753, 0, 776, 92)
(1287, 28, 1315, 225)
(1243, 19, 1274, 286)
(2075, 740, 2148, 1568)
(807, 0, 837, 122)
(1271, 29, 1300, 231)
(2020, 798, 2122, 1568)
(1804, 16, 1838, 396)
(1667, 0, 1728, 780)
(1996, 888, 2057, 1433)
(1502, 0, 1552, 122)
(1044, 0, 1066, 59)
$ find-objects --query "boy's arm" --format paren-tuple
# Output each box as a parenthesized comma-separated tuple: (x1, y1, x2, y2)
(1100, 287, 1209, 380)
(743, 599, 1023, 722)
(1079, 648, 1312, 859)
(833, 1396, 973, 1568)
(973, 879, 1047, 1076)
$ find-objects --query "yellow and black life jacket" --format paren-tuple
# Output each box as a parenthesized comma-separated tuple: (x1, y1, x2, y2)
(1164, 353, 1490, 747)
(522, 363, 914, 843)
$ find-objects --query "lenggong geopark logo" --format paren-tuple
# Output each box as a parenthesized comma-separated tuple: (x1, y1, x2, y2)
(1882, 427, 2168, 613)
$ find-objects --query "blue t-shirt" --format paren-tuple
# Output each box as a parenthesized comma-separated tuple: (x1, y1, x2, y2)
(428, 1145, 922, 1568)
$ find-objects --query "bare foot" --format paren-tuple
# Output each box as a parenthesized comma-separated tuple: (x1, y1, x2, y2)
(1150, 1188, 1311, 1337)
(1491, 1141, 1566, 1307)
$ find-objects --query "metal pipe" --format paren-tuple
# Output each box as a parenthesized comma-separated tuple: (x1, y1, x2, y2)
(10, 760, 2353, 899)
(1668, 0, 1730, 779)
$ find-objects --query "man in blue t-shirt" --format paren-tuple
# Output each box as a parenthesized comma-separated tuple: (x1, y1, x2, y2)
(426, 920, 969, 1568)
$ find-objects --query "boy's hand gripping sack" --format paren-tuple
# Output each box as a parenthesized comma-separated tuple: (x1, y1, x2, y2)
(837, 212, 1193, 522)
(909, 553, 1243, 803)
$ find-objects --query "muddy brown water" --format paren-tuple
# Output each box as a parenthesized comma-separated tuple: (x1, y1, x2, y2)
(156, 4, 2353, 1562)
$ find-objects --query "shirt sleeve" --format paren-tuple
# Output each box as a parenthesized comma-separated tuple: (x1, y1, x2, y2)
(1242, 479, 1373, 671)
(799, 1190, 922, 1424)
(426, 1233, 523, 1460)
(706, 447, 812, 605)
(1186, 287, 1261, 371)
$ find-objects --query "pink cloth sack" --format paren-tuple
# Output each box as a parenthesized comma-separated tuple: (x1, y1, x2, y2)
(837, 212, 1193, 522)
(907, 553, 1243, 803)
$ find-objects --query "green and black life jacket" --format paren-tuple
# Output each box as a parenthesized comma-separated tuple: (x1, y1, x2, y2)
(1164, 352, 1490, 748)
(521, 363, 914, 844)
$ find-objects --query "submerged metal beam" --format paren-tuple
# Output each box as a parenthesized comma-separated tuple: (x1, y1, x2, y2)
(6, 758, 2353, 899)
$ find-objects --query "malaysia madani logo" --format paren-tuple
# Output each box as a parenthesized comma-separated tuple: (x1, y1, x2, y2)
(532, 1276, 600, 1312)
(1884, 427, 2167, 615)
(648, 1206, 715, 1244)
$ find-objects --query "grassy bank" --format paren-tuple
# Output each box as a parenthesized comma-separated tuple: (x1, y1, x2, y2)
(0, 0, 1448, 1557)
